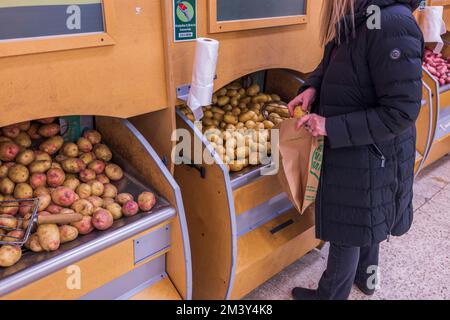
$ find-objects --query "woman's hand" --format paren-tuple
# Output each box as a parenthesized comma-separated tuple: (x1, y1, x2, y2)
(296, 114, 327, 137)
(288, 87, 317, 116)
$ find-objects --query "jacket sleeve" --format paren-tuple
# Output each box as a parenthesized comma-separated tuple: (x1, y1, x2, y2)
(325, 14, 424, 149)
(299, 58, 325, 94)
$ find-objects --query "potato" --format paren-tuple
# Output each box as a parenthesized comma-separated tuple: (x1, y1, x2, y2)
(37, 117, 56, 124)
(87, 196, 103, 208)
(8, 164, 29, 183)
(92, 208, 114, 231)
(71, 216, 94, 235)
(14, 183, 33, 199)
(246, 84, 260, 97)
(51, 187, 77, 207)
(0, 214, 18, 229)
(0, 245, 22, 267)
(229, 161, 245, 172)
(33, 186, 50, 197)
(102, 197, 115, 208)
(63, 176, 80, 191)
(62, 142, 79, 158)
(122, 201, 139, 217)
(47, 203, 63, 214)
(14, 132, 32, 148)
(61, 158, 86, 174)
(93, 144, 112, 162)
(18, 201, 32, 217)
(79, 152, 96, 165)
(54, 155, 67, 164)
(38, 123, 60, 138)
(83, 130, 102, 145)
(0, 141, 20, 162)
(71, 199, 94, 216)
(59, 225, 79, 244)
(77, 137, 93, 153)
(15, 150, 35, 166)
(39, 136, 64, 155)
(76, 183, 92, 199)
(224, 114, 238, 125)
(36, 193, 51, 212)
(0, 177, 15, 195)
(37, 224, 60, 251)
(115, 193, 133, 205)
(34, 151, 52, 162)
(25, 234, 43, 253)
(0, 163, 10, 178)
(87, 180, 104, 197)
(138, 192, 157, 212)
(294, 106, 307, 119)
(102, 184, 117, 199)
(105, 164, 123, 181)
(2, 230, 24, 243)
(239, 111, 256, 123)
(217, 96, 230, 107)
(79, 169, 96, 183)
(27, 123, 42, 140)
(44, 168, 64, 188)
(29, 160, 52, 174)
(86, 160, 105, 175)
(217, 88, 227, 96)
(1, 125, 20, 139)
(106, 203, 122, 220)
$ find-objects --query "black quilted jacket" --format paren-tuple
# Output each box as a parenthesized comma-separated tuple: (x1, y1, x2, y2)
(302, 0, 424, 246)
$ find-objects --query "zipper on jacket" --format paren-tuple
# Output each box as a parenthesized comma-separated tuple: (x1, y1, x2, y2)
(370, 144, 386, 168)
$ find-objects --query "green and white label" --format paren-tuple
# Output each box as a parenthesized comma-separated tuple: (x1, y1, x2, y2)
(173, 0, 197, 42)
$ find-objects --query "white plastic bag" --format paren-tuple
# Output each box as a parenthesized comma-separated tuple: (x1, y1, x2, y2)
(418, 6, 446, 53)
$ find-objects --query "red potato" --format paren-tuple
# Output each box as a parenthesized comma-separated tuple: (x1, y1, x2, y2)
(16, 150, 36, 166)
(30, 173, 47, 189)
(88, 160, 106, 175)
(59, 225, 79, 243)
(47, 203, 63, 214)
(71, 199, 94, 216)
(92, 208, 114, 231)
(71, 216, 94, 235)
(138, 192, 157, 212)
(33, 186, 50, 197)
(51, 187, 77, 207)
(0, 141, 20, 161)
(83, 130, 102, 145)
(87, 196, 103, 208)
(102, 184, 118, 198)
(38, 123, 60, 138)
(79, 152, 96, 165)
(61, 158, 86, 174)
(1, 125, 20, 139)
(34, 151, 52, 162)
(39, 136, 64, 155)
(88, 180, 104, 197)
(37, 117, 56, 124)
(18, 121, 31, 131)
(62, 143, 79, 158)
(27, 124, 42, 140)
(46, 168, 66, 188)
(105, 164, 124, 181)
(0, 196, 19, 216)
(77, 137, 93, 153)
(96, 174, 110, 184)
(76, 183, 92, 199)
(14, 132, 32, 148)
(115, 193, 133, 205)
(8, 164, 29, 183)
(51, 162, 63, 170)
(2, 230, 24, 243)
(0, 245, 22, 267)
(0, 215, 18, 229)
(79, 169, 96, 183)
(18, 201, 32, 217)
(0, 177, 15, 195)
(122, 201, 139, 217)
(14, 183, 33, 199)
(37, 224, 60, 251)
(54, 154, 68, 163)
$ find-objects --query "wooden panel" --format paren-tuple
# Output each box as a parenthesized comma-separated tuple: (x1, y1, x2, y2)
(96, 117, 188, 300)
(233, 175, 282, 216)
(162, 0, 324, 106)
(265, 69, 305, 102)
(231, 207, 319, 299)
(0, 0, 169, 127)
(2, 222, 170, 300)
(423, 134, 450, 168)
(130, 277, 182, 300)
(174, 116, 233, 300)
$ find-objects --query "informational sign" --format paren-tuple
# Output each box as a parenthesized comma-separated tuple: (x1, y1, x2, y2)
(216, 0, 306, 21)
(174, 0, 197, 42)
(0, 0, 104, 41)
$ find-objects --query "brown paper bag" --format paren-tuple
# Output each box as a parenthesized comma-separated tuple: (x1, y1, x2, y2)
(275, 118, 324, 214)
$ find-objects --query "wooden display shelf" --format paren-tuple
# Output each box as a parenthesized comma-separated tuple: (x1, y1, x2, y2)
(0, 117, 192, 300)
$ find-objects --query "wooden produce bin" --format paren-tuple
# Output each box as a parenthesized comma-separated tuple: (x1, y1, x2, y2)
(165, 0, 323, 299)
(0, 0, 191, 300)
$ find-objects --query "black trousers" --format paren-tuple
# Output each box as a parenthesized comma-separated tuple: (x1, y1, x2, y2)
(317, 242, 380, 300)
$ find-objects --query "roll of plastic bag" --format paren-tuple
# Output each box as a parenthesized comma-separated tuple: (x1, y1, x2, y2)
(187, 38, 220, 120)
(418, 6, 446, 54)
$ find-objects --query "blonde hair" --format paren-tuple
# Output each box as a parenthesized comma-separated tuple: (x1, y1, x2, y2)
(320, 0, 356, 46)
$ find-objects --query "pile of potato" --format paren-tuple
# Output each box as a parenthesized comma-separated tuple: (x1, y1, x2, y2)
(423, 48, 450, 86)
(0, 118, 157, 268)
(180, 81, 303, 172)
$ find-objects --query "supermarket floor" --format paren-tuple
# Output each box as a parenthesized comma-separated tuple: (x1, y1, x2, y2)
(245, 155, 450, 300)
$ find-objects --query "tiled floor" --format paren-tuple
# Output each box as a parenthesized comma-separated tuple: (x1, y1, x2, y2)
(245, 155, 450, 300)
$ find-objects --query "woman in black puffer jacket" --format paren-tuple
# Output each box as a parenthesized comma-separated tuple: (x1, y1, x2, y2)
(288, 0, 424, 300)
